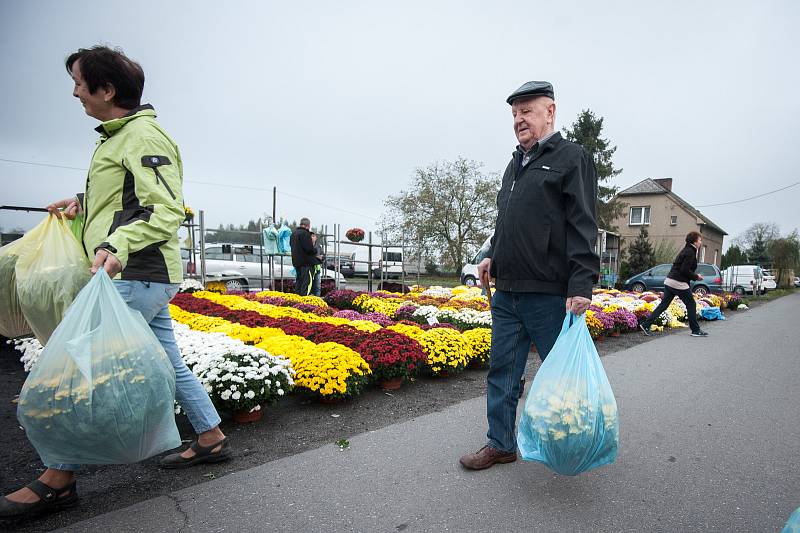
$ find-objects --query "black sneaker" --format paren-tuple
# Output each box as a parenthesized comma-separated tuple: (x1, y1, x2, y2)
(639, 324, 651, 336)
(691, 330, 709, 337)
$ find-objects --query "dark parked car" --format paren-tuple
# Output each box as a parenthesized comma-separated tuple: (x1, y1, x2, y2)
(325, 255, 355, 278)
(624, 262, 723, 296)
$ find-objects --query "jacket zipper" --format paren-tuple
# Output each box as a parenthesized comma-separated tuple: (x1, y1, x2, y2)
(81, 142, 105, 257)
(153, 168, 177, 200)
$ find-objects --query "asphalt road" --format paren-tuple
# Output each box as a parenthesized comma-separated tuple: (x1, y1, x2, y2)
(58, 292, 800, 532)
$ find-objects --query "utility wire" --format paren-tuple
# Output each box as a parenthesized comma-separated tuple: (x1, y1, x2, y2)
(0, 157, 381, 221)
(695, 181, 799, 207)
(0, 157, 87, 171)
(5, 156, 796, 213)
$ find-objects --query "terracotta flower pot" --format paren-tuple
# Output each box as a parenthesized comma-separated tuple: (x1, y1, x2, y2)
(233, 408, 262, 424)
(610, 330, 621, 337)
(438, 370, 450, 378)
(596, 335, 605, 342)
(379, 377, 403, 391)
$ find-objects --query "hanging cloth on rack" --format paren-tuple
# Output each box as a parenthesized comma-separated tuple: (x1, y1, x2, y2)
(277, 222, 292, 255)
(262, 225, 280, 255)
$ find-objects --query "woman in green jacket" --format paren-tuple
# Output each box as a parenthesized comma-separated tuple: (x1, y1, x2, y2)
(1, 46, 230, 522)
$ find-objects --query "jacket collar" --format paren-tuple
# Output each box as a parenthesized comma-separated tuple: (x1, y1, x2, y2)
(94, 104, 155, 137)
(513, 131, 562, 161)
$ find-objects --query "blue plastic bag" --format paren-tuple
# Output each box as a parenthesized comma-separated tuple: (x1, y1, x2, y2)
(783, 507, 800, 532)
(17, 270, 181, 465)
(699, 306, 725, 320)
(518, 313, 619, 475)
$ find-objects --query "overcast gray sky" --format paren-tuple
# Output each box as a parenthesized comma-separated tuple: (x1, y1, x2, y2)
(1, 0, 798, 248)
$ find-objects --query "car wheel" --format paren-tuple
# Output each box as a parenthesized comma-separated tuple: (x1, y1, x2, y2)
(225, 278, 247, 292)
(464, 275, 477, 287)
(733, 286, 745, 296)
(692, 285, 709, 296)
(631, 282, 646, 293)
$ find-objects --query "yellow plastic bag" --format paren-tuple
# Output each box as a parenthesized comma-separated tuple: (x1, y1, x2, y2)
(0, 237, 31, 338)
(14, 215, 91, 345)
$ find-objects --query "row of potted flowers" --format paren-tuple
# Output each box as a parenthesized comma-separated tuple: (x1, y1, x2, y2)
(170, 292, 493, 386)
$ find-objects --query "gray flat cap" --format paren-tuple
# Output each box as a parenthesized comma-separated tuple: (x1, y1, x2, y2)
(506, 81, 554, 104)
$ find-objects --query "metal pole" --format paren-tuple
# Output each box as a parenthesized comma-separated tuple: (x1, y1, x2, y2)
(417, 236, 422, 286)
(401, 238, 406, 293)
(199, 210, 207, 286)
(272, 186, 276, 225)
(258, 219, 264, 291)
(334, 224, 340, 290)
(368, 231, 373, 293)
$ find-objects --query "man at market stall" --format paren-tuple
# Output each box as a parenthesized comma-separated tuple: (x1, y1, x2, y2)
(290, 218, 320, 296)
(459, 81, 599, 470)
(0, 46, 230, 522)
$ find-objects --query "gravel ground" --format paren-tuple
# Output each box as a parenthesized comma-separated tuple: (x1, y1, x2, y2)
(0, 299, 762, 532)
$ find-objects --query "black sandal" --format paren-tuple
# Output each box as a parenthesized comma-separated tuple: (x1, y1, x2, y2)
(160, 438, 231, 469)
(0, 480, 79, 523)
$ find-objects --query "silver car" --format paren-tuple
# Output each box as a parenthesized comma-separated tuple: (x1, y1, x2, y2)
(181, 243, 346, 292)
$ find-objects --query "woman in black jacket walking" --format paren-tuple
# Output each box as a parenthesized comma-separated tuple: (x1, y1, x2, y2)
(640, 231, 708, 337)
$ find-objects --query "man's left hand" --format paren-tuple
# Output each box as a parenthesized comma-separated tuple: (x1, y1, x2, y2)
(91, 249, 122, 277)
(566, 296, 591, 315)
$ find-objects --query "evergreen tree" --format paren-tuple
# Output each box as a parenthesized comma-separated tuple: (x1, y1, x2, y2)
(721, 245, 747, 269)
(748, 235, 770, 265)
(626, 227, 654, 274)
(563, 110, 624, 231)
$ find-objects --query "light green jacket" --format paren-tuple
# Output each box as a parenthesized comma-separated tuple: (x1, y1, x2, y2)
(77, 105, 184, 283)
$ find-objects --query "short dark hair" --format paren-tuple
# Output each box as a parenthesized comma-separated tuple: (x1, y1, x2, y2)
(685, 231, 702, 244)
(66, 46, 145, 109)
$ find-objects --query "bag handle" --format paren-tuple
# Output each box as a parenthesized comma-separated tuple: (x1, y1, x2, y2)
(559, 311, 587, 336)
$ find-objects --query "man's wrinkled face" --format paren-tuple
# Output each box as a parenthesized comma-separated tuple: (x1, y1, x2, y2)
(512, 96, 555, 150)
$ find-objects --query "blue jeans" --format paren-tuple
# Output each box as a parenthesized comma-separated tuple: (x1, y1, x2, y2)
(486, 290, 566, 453)
(50, 280, 221, 471)
(311, 268, 321, 297)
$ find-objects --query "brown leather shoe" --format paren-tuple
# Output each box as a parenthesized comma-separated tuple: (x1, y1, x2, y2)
(459, 445, 517, 470)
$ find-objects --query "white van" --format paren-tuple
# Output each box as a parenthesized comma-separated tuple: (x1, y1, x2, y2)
(340, 244, 406, 278)
(721, 265, 763, 295)
(460, 237, 492, 287)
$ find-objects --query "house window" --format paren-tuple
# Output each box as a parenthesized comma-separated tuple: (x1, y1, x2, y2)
(713, 249, 718, 265)
(701, 245, 707, 262)
(629, 206, 651, 226)
(670, 215, 678, 226)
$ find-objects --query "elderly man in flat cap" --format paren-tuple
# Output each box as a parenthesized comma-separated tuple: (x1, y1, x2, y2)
(460, 81, 599, 470)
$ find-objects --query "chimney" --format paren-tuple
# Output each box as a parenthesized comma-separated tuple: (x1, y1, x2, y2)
(654, 178, 673, 191)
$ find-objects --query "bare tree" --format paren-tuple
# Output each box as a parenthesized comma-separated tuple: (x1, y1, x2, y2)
(382, 158, 499, 272)
(734, 222, 780, 263)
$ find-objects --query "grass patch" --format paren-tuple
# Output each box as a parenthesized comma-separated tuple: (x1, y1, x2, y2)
(408, 275, 462, 288)
(752, 288, 797, 301)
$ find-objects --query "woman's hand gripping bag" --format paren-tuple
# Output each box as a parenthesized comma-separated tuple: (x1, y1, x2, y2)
(14, 215, 91, 345)
(0, 236, 32, 338)
(17, 270, 181, 465)
(517, 313, 619, 476)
